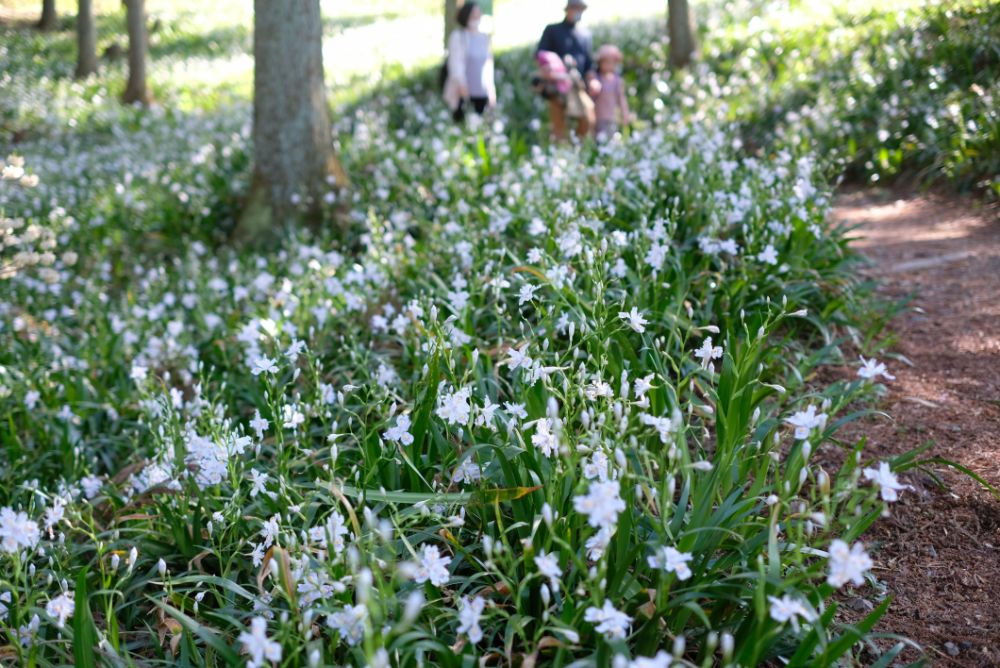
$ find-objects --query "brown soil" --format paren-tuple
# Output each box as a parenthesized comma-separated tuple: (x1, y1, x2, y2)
(830, 187, 1000, 666)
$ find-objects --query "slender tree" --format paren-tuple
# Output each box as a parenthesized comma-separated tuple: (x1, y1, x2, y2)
(667, 0, 697, 69)
(122, 0, 151, 105)
(37, 0, 57, 30)
(76, 0, 98, 78)
(444, 0, 459, 48)
(235, 0, 347, 242)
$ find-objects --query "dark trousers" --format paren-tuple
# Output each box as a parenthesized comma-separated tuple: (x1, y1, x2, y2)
(453, 96, 489, 123)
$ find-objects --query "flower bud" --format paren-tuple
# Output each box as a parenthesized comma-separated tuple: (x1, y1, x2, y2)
(614, 448, 627, 469)
(403, 591, 425, 625)
(721, 632, 734, 660)
(541, 503, 554, 528)
(817, 469, 830, 496)
(672, 634, 686, 657)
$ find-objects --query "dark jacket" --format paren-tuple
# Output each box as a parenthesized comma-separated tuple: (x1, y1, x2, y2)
(537, 20, 593, 75)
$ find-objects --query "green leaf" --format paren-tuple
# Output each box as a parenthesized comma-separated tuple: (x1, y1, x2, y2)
(148, 597, 241, 663)
(821, 596, 892, 662)
(915, 457, 1000, 500)
(73, 568, 98, 668)
(338, 484, 541, 506)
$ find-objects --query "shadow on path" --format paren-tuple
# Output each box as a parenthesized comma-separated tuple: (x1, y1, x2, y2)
(832, 188, 1000, 666)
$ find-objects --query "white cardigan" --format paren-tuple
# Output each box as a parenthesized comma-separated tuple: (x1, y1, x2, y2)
(443, 28, 496, 111)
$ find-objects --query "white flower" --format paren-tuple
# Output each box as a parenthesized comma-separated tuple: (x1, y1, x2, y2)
(319, 383, 338, 405)
(80, 475, 102, 499)
(573, 480, 626, 532)
(384, 414, 414, 446)
(129, 364, 148, 383)
(534, 551, 563, 590)
(475, 397, 500, 430)
(585, 526, 615, 560)
(505, 344, 533, 371)
(251, 356, 279, 376)
(582, 450, 610, 481)
(0, 507, 41, 553)
(618, 307, 649, 333)
(633, 373, 655, 398)
(756, 244, 778, 265)
(647, 546, 693, 580)
(284, 339, 305, 362)
(857, 356, 895, 382)
(24, 390, 40, 410)
(249, 469, 269, 498)
(504, 402, 528, 421)
(862, 461, 910, 502)
(453, 458, 482, 484)
(784, 404, 828, 440)
(45, 592, 74, 629)
(768, 594, 815, 631)
(239, 616, 282, 667)
(259, 514, 280, 548)
(327, 604, 368, 646)
(44, 499, 65, 530)
(628, 651, 674, 668)
(518, 284, 539, 305)
(531, 418, 559, 458)
(639, 413, 674, 443)
(827, 539, 873, 588)
(18, 614, 40, 647)
(250, 411, 269, 439)
(281, 404, 304, 429)
(414, 544, 451, 587)
(693, 336, 723, 372)
(584, 599, 631, 639)
(436, 386, 472, 426)
(184, 432, 229, 489)
(457, 595, 486, 643)
(309, 511, 350, 555)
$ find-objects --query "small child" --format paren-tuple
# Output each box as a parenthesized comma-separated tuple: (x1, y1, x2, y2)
(592, 44, 631, 139)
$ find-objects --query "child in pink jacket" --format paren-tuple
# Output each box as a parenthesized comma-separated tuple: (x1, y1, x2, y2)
(591, 44, 631, 139)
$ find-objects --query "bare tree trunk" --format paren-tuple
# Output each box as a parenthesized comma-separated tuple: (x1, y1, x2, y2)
(37, 0, 57, 30)
(444, 0, 458, 49)
(76, 0, 98, 78)
(234, 0, 347, 243)
(122, 0, 151, 105)
(667, 0, 697, 69)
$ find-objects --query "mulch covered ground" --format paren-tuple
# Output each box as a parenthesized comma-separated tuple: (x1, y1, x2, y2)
(831, 187, 1000, 666)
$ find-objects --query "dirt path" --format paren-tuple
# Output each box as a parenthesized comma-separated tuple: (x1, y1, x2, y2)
(831, 188, 1000, 666)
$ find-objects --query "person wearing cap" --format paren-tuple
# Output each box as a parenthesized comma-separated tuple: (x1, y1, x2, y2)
(536, 0, 597, 140)
(592, 43, 631, 139)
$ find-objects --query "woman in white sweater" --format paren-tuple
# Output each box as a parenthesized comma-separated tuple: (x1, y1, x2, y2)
(443, 2, 496, 123)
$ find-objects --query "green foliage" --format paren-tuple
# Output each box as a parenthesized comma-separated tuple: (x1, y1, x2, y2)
(0, 0, 995, 666)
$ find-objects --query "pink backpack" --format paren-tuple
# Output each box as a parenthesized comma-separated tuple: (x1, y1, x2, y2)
(536, 50, 572, 95)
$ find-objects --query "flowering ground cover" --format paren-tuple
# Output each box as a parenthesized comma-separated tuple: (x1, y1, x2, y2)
(1, 0, 997, 666)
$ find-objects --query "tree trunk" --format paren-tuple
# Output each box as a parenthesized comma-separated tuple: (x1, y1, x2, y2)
(667, 0, 696, 69)
(76, 0, 98, 78)
(444, 0, 458, 49)
(122, 0, 151, 105)
(37, 0, 57, 30)
(234, 0, 347, 243)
